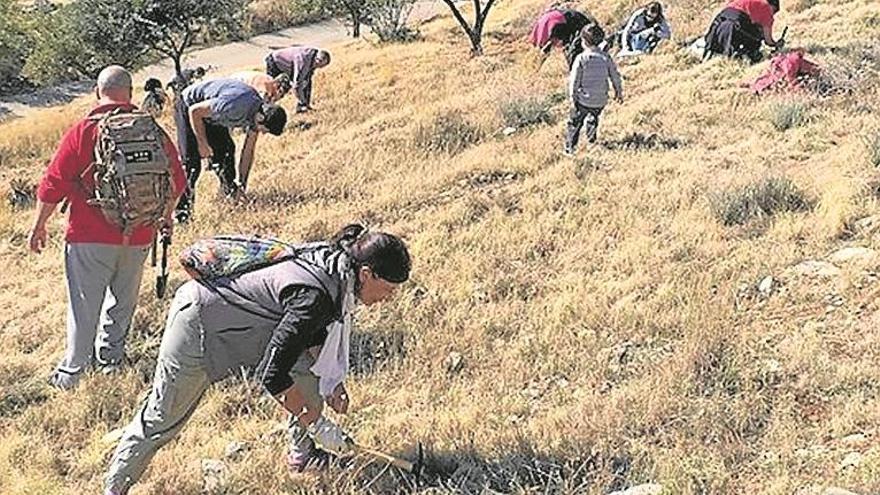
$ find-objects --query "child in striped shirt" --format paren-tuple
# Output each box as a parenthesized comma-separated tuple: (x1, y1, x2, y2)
(565, 23, 624, 155)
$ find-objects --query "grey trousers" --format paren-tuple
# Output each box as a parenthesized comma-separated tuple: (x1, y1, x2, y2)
(105, 283, 209, 495)
(565, 103, 604, 151)
(105, 285, 323, 494)
(51, 243, 150, 389)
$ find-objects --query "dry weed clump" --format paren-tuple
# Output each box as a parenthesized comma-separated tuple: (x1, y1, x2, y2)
(709, 177, 814, 226)
(768, 99, 811, 131)
(866, 129, 880, 168)
(414, 110, 483, 155)
(2, 0, 880, 493)
(498, 95, 555, 129)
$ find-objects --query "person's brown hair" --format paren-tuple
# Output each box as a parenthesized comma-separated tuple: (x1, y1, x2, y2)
(580, 23, 606, 47)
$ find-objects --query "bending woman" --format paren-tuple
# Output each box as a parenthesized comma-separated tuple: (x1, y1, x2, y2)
(530, 7, 592, 67)
(104, 224, 411, 494)
(704, 0, 783, 62)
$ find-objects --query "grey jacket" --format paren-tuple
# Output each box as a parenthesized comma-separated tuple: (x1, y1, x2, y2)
(569, 47, 623, 108)
(190, 243, 352, 383)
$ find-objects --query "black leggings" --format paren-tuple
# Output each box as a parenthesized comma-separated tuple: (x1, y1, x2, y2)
(174, 99, 237, 215)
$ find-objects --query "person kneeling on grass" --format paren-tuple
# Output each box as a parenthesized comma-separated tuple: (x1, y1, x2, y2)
(104, 224, 411, 495)
(617, 2, 672, 57)
(564, 23, 623, 155)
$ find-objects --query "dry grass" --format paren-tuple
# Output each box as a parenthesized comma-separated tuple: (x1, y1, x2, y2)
(1, 0, 880, 494)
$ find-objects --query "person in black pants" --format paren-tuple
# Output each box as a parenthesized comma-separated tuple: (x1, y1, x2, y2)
(173, 78, 287, 223)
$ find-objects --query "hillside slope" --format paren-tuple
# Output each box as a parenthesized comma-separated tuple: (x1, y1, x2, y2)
(1, 0, 880, 493)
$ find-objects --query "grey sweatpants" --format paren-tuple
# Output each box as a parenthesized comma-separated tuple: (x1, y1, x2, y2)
(105, 283, 209, 495)
(105, 285, 324, 494)
(51, 243, 150, 389)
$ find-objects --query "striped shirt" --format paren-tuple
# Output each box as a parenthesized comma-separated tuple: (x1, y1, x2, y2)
(568, 47, 623, 108)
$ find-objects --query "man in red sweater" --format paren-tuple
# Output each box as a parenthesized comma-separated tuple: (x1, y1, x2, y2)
(28, 65, 187, 390)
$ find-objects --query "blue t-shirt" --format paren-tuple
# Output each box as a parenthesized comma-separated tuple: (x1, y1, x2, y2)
(182, 79, 263, 130)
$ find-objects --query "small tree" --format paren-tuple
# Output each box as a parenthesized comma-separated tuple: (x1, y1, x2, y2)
(135, 0, 248, 80)
(0, 0, 32, 87)
(367, 0, 417, 42)
(442, 0, 497, 55)
(24, 0, 150, 85)
(307, 0, 369, 37)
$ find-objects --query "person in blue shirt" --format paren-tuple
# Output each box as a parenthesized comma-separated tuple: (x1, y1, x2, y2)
(174, 78, 287, 223)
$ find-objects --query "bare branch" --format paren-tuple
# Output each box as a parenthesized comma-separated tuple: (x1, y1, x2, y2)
(441, 0, 474, 38)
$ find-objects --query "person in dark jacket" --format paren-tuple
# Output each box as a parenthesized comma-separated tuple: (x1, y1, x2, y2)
(530, 7, 593, 67)
(104, 224, 411, 494)
(704, 0, 783, 62)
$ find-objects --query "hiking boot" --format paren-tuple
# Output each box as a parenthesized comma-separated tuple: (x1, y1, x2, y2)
(98, 359, 125, 376)
(287, 445, 331, 473)
(48, 367, 82, 391)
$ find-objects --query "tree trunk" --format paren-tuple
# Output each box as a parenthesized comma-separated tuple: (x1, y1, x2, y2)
(172, 53, 183, 81)
(352, 16, 361, 37)
(469, 30, 483, 55)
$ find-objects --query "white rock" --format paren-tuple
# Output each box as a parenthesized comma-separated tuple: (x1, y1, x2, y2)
(829, 247, 878, 265)
(445, 352, 464, 373)
(841, 433, 867, 445)
(758, 276, 775, 295)
(823, 488, 861, 495)
(225, 441, 248, 460)
(840, 451, 862, 469)
(790, 260, 842, 278)
(609, 484, 663, 495)
(201, 459, 227, 491)
(854, 215, 880, 235)
(502, 126, 517, 136)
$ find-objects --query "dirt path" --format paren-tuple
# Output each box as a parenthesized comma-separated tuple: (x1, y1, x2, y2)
(0, 2, 443, 120)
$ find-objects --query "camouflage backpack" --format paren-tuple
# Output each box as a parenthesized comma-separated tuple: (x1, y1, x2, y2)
(87, 109, 174, 235)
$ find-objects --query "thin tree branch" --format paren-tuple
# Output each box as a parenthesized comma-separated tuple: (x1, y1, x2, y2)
(441, 0, 474, 37)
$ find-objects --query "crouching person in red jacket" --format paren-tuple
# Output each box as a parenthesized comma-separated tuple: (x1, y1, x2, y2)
(28, 65, 187, 390)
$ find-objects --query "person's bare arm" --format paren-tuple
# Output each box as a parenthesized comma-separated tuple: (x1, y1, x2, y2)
(237, 130, 259, 191)
(187, 102, 214, 159)
(28, 200, 58, 253)
(763, 25, 779, 47)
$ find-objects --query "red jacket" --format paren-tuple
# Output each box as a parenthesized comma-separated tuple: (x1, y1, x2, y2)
(36, 102, 186, 246)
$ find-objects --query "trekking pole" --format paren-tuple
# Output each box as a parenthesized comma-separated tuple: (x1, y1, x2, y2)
(773, 26, 788, 54)
(155, 229, 171, 299)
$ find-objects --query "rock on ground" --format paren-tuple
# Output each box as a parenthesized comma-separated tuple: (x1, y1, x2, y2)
(789, 260, 842, 278)
(609, 483, 663, 495)
(828, 247, 878, 265)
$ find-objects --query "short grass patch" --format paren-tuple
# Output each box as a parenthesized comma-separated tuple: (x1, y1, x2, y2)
(709, 177, 814, 226)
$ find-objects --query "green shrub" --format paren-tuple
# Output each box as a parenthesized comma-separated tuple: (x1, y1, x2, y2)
(710, 177, 814, 226)
(414, 111, 482, 155)
(245, 0, 328, 35)
(499, 95, 554, 128)
(769, 101, 810, 131)
(0, 0, 33, 87)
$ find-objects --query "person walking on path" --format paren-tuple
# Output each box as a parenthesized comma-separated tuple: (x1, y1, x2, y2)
(173, 78, 287, 223)
(265, 46, 331, 113)
(28, 65, 186, 390)
(104, 224, 411, 494)
(565, 24, 623, 155)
